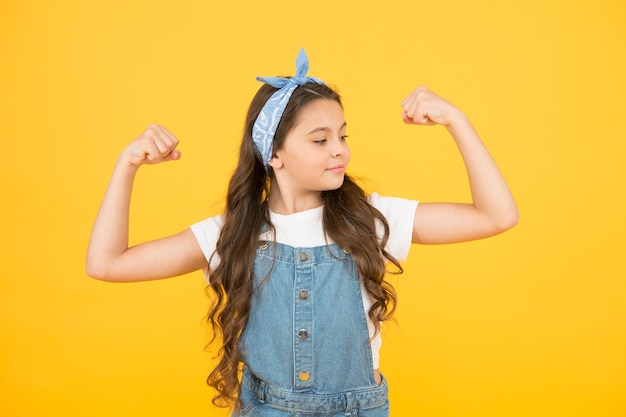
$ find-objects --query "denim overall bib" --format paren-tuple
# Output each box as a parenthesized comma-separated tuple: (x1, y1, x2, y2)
(234, 241, 389, 417)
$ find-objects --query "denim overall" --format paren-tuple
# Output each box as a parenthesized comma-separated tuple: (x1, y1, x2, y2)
(234, 241, 389, 417)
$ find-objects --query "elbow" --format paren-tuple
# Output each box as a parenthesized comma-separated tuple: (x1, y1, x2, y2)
(85, 264, 106, 281)
(495, 207, 520, 233)
(85, 259, 115, 282)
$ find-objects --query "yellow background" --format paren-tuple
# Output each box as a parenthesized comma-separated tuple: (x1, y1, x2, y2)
(1, 0, 625, 416)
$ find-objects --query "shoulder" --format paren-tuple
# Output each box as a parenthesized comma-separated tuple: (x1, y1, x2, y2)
(190, 214, 223, 238)
(367, 193, 419, 261)
(368, 192, 419, 216)
(189, 215, 223, 267)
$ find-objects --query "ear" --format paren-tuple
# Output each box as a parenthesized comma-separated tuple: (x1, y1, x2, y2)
(268, 152, 283, 170)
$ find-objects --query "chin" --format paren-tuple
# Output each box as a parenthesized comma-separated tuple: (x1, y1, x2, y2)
(322, 177, 345, 191)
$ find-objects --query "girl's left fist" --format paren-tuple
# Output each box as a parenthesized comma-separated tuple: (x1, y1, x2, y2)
(401, 86, 461, 126)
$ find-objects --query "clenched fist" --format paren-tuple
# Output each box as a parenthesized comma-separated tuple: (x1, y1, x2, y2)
(401, 86, 464, 126)
(121, 124, 181, 167)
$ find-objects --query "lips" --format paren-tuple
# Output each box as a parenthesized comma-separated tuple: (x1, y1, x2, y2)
(327, 165, 346, 173)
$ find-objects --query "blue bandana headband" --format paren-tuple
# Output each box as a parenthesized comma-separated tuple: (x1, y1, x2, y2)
(252, 49, 326, 166)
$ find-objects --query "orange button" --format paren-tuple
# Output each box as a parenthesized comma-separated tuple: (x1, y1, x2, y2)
(298, 370, 310, 381)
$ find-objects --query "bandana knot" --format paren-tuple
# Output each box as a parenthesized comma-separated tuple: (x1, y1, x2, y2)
(252, 49, 325, 167)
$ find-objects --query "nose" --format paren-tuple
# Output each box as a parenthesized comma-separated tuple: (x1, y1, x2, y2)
(331, 137, 348, 158)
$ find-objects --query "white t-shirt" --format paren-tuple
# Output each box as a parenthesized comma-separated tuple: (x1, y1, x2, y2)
(190, 192, 419, 369)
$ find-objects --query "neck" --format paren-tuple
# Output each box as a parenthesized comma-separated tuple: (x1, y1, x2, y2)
(267, 183, 323, 215)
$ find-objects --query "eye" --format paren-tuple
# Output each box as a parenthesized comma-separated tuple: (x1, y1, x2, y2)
(313, 139, 327, 144)
(340, 135, 349, 141)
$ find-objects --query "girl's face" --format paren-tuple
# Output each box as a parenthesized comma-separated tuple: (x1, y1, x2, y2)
(270, 99, 350, 196)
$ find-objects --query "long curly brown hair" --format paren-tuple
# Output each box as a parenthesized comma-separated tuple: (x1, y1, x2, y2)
(205, 81, 403, 411)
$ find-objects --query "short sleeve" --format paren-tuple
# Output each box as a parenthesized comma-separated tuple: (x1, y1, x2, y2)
(189, 215, 224, 275)
(368, 192, 419, 261)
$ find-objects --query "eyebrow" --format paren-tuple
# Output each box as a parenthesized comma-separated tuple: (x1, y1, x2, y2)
(307, 122, 347, 135)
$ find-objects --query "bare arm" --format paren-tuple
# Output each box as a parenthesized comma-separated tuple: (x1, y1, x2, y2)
(85, 124, 208, 282)
(401, 87, 519, 244)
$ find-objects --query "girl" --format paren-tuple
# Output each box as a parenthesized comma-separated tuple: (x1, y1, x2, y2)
(86, 49, 518, 416)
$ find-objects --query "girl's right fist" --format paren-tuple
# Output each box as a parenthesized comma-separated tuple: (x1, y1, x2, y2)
(122, 124, 181, 167)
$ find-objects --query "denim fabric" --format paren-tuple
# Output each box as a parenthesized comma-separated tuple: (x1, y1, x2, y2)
(233, 242, 389, 417)
(238, 369, 389, 416)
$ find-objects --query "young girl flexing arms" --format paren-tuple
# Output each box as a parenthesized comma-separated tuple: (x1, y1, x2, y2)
(86, 50, 518, 416)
